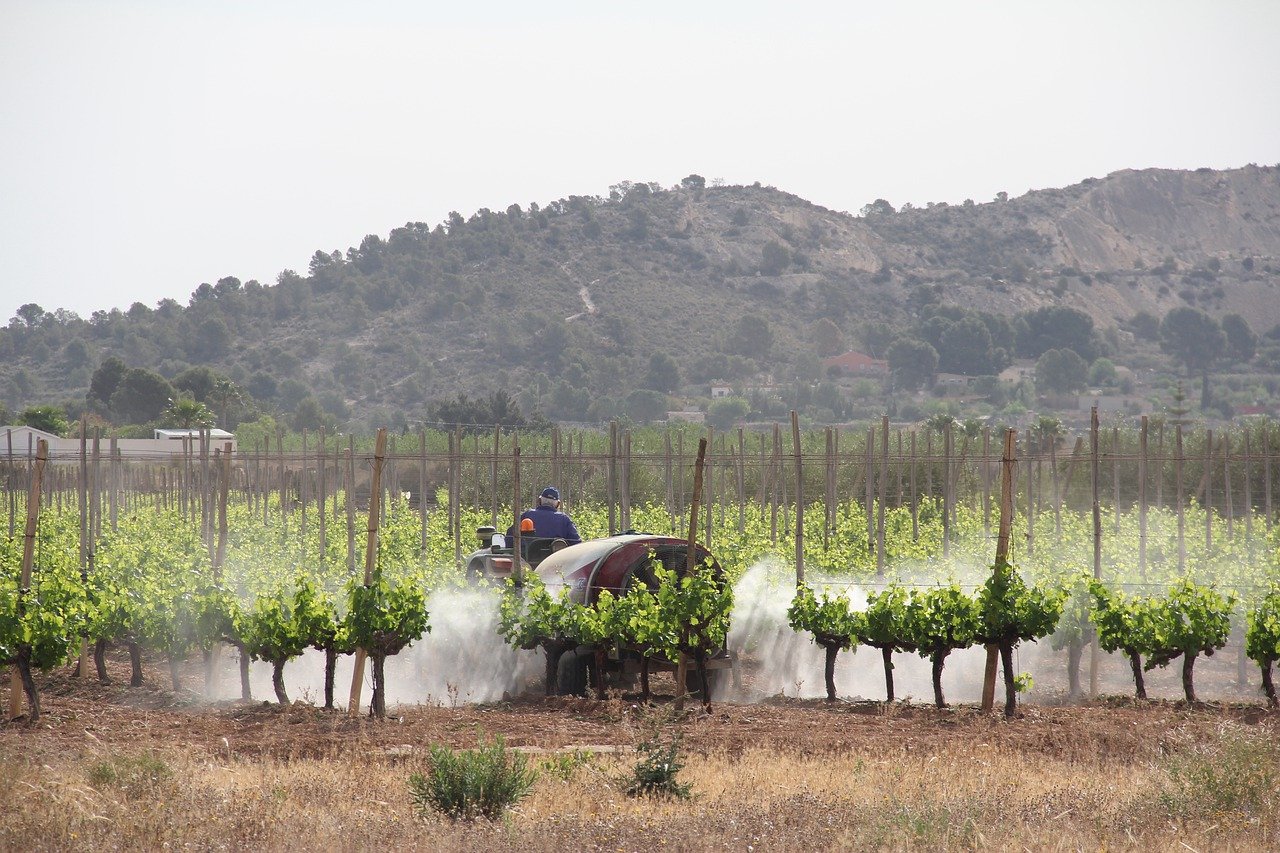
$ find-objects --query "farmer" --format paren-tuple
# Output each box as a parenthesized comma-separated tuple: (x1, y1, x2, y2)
(507, 486, 581, 544)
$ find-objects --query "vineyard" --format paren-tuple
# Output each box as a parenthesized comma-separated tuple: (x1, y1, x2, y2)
(3, 418, 1280, 848)
(3, 415, 1280, 721)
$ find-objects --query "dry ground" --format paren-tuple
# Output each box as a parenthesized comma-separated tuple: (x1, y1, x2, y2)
(2, 655, 1279, 852)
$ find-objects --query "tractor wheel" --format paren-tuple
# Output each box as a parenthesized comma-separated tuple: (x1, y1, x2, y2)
(556, 649, 591, 697)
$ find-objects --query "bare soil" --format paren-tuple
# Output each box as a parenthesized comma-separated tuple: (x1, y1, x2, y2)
(3, 652, 1279, 851)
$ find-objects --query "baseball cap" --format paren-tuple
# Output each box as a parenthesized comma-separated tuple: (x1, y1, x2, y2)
(540, 486, 560, 501)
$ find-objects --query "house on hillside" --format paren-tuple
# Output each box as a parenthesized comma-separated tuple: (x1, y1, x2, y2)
(710, 385, 733, 399)
(822, 351, 889, 377)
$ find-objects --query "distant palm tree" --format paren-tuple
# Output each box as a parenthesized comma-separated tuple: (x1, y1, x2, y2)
(162, 396, 215, 429)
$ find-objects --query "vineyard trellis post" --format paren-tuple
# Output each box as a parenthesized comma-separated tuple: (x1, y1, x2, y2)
(864, 426, 874, 559)
(6, 429, 13, 541)
(345, 437, 356, 574)
(981, 428, 1017, 714)
(1176, 425, 1186, 571)
(1089, 405, 1101, 699)
(9, 438, 48, 720)
(704, 427, 714, 549)
(1139, 416, 1148, 580)
(737, 428, 746, 536)
(675, 435, 708, 712)
(877, 415, 888, 576)
(791, 411, 804, 585)
(511, 435, 522, 587)
(348, 428, 387, 716)
(909, 431, 918, 541)
(1024, 428, 1035, 558)
(1205, 429, 1214, 555)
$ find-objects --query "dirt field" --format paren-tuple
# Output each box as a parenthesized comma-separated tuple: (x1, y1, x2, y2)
(3, 655, 1279, 852)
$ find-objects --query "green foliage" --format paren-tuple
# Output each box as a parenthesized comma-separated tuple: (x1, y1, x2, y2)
(18, 405, 69, 436)
(623, 725, 691, 800)
(858, 585, 914, 651)
(345, 568, 429, 657)
(788, 584, 858, 649)
(904, 585, 980, 660)
(408, 736, 537, 821)
(1035, 348, 1089, 394)
(649, 562, 733, 664)
(1159, 730, 1279, 819)
(1143, 579, 1233, 669)
(86, 752, 172, 799)
(1245, 585, 1280, 667)
(975, 562, 1065, 647)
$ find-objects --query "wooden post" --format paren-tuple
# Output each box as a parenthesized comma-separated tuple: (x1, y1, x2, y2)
(1138, 416, 1148, 580)
(864, 426, 874, 558)
(512, 435, 522, 587)
(981, 429, 1018, 713)
(1243, 430, 1254, 559)
(1089, 406, 1101, 699)
(1205, 429, 1214, 555)
(607, 422, 618, 536)
(822, 428, 833, 553)
(941, 422, 952, 558)
(10, 439, 47, 719)
(1224, 433, 1234, 541)
(6, 429, 13, 542)
(909, 431, 919, 542)
(348, 428, 387, 716)
(770, 425, 781, 544)
(737, 428, 746, 536)
(1024, 428, 1035, 558)
(981, 428, 991, 536)
(675, 437, 709, 711)
(1265, 422, 1273, 534)
(665, 431, 674, 532)
(76, 420, 88, 678)
(491, 425, 501, 529)
(300, 428, 308, 546)
(343, 439, 356, 574)
(109, 436, 119, 533)
(791, 412, 804, 585)
(704, 427, 714, 549)
(1176, 425, 1186, 571)
(877, 415, 888, 576)
(1111, 426, 1120, 534)
(623, 429, 633, 534)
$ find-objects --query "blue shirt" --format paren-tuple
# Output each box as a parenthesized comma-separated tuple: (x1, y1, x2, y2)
(514, 505, 581, 542)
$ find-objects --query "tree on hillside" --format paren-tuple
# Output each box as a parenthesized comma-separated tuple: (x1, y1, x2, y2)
(1035, 349, 1089, 394)
(1159, 307, 1225, 409)
(887, 338, 938, 391)
(730, 315, 774, 360)
(810, 318, 845, 357)
(1222, 313, 1258, 364)
(430, 389, 546, 434)
(87, 356, 128, 416)
(110, 368, 174, 424)
(1016, 306, 1097, 360)
(644, 352, 682, 394)
(680, 174, 706, 190)
(938, 316, 1001, 375)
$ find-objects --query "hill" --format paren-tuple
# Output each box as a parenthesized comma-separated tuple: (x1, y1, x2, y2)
(3, 165, 1280, 431)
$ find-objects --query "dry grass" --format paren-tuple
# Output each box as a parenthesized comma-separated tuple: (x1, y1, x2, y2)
(2, 662, 1278, 851)
(3, 714, 1278, 851)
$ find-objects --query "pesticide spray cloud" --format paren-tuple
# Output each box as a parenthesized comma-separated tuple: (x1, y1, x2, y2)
(231, 585, 541, 708)
(725, 559, 996, 703)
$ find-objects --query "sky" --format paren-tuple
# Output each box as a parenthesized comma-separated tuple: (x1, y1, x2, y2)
(2, 0, 1279, 321)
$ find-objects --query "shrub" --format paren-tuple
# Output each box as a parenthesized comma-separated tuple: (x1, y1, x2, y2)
(86, 753, 172, 799)
(623, 728, 692, 799)
(408, 736, 537, 821)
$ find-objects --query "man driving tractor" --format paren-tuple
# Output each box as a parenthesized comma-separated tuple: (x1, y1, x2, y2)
(506, 486, 581, 544)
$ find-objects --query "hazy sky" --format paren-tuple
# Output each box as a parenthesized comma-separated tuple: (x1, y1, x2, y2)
(3, 1, 1279, 321)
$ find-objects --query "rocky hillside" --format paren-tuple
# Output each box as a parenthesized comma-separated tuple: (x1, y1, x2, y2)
(3, 165, 1278, 428)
